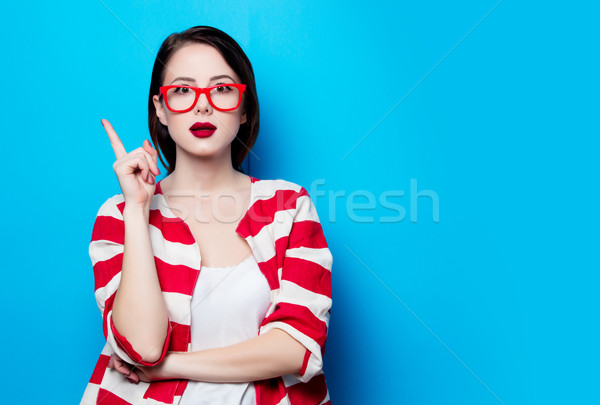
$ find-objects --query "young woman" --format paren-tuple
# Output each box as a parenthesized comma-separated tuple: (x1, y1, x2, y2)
(80, 26, 333, 405)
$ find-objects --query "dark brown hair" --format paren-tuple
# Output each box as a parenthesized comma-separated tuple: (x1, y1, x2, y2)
(148, 26, 259, 174)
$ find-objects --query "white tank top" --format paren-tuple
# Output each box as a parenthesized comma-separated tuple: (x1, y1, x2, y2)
(179, 254, 272, 405)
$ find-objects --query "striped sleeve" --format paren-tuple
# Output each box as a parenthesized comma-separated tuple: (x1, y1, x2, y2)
(89, 195, 171, 367)
(259, 187, 333, 382)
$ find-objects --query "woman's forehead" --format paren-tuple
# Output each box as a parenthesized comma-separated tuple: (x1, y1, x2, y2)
(164, 43, 239, 84)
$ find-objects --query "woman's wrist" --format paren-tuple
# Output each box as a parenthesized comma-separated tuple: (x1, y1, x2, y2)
(123, 202, 150, 221)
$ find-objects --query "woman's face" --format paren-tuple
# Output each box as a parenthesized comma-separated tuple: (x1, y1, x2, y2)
(152, 42, 246, 162)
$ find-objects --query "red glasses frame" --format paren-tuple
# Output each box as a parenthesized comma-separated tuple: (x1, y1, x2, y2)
(159, 83, 246, 112)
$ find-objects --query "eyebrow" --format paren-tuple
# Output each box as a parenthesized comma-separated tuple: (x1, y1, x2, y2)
(170, 74, 236, 84)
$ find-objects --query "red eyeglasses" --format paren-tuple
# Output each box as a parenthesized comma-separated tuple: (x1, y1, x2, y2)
(159, 83, 246, 112)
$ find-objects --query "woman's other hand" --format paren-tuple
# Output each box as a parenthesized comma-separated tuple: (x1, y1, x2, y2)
(101, 119, 161, 208)
(107, 354, 140, 384)
(108, 353, 172, 383)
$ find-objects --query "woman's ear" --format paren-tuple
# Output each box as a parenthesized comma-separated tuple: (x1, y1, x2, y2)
(153, 95, 168, 126)
(240, 95, 247, 125)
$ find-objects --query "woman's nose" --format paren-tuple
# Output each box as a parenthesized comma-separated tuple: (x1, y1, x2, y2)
(195, 93, 212, 114)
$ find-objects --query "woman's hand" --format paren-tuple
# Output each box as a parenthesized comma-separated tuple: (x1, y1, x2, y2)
(107, 353, 172, 383)
(101, 119, 161, 209)
(107, 354, 140, 384)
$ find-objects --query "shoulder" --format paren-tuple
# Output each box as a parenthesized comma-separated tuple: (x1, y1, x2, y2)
(252, 177, 309, 196)
(252, 177, 318, 219)
(89, 194, 127, 245)
(94, 193, 126, 219)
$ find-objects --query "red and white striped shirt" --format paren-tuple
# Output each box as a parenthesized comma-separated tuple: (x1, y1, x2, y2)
(81, 176, 333, 405)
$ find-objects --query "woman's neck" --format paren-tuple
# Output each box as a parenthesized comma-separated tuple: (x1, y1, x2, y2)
(163, 146, 245, 196)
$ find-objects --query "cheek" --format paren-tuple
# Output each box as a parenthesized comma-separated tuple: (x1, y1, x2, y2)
(168, 113, 191, 129)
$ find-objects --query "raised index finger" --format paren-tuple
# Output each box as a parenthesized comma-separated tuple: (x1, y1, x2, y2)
(101, 119, 127, 159)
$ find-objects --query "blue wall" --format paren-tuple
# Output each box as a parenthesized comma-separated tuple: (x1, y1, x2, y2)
(1, 1, 598, 403)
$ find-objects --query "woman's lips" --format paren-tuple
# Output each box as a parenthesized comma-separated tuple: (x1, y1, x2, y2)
(190, 128, 216, 138)
(190, 122, 216, 138)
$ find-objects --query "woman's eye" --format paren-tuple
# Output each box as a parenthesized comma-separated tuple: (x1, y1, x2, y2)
(174, 87, 191, 94)
(215, 85, 232, 93)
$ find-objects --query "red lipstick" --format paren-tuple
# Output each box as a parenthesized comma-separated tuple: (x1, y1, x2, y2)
(190, 122, 217, 138)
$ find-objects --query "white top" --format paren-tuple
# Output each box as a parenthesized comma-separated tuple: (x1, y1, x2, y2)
(179, 254, 272, 405)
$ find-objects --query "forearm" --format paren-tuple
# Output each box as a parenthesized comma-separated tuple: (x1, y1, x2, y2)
(112, 204, 169, 363)
(161, 329, 306, 383)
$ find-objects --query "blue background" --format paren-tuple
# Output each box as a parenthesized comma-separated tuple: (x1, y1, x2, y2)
(1, 1, 598, 404)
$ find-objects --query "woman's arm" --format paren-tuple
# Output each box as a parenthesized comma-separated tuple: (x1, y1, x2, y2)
(111, 203, 170, 364)
(168, 329, 306, 382)
(125, 329, 306, 383)
(103, 119, 169, 364)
